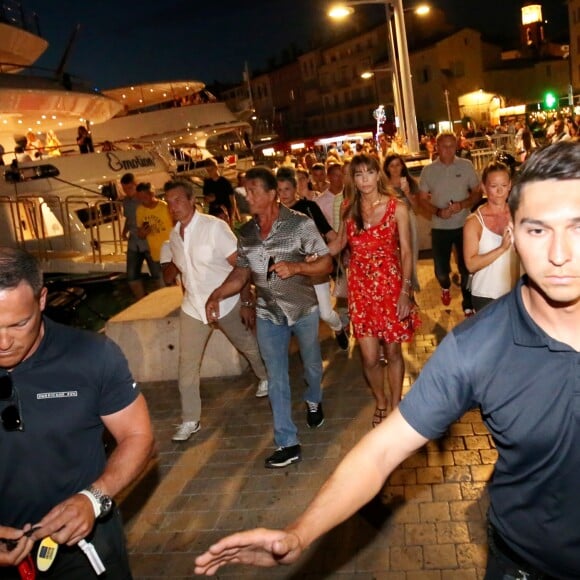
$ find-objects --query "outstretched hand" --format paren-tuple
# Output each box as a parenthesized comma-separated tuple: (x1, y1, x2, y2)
(194, 528, 304, 576)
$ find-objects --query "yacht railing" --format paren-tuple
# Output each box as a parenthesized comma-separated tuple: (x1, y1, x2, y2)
(0, 195, 126, 264)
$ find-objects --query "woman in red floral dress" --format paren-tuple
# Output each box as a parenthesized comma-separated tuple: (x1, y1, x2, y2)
(330, 154, 420, 426)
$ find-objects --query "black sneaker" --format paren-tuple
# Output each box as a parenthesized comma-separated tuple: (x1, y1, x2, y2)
(334, 328, 349, 350)
(306, 401, 324, 428)
(264, 445, 301, 468)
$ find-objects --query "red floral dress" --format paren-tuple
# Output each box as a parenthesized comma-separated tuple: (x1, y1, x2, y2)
(346, 197, 420, 341)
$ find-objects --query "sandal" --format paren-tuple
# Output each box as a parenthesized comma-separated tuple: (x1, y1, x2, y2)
(372, 407, 388, 428)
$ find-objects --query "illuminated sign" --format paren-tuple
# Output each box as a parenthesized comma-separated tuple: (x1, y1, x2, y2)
(521, 5, 542, 25)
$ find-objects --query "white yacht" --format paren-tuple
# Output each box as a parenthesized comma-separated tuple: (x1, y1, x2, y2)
(0, 2, 252, 273)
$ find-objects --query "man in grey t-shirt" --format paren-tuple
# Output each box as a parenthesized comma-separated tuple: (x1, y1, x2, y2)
(419, 133, 481, 315)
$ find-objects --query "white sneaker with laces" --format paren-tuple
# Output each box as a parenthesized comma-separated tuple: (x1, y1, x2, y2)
(255, 379, 268, 398)
(172, 421, 200, 442)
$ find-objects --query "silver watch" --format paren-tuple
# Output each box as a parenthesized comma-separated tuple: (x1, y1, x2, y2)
(86, 485, 114, 518)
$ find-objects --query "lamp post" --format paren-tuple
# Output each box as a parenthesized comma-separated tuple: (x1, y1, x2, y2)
(329, 1, 427, 154)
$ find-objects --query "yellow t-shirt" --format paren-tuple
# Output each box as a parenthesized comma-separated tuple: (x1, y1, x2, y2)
(136, 200, 173, 261)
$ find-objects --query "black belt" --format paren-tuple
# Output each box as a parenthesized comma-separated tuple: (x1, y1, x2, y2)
(488, 524, 557, 580)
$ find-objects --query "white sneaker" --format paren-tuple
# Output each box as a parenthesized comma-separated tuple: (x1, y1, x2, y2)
(172, 421, 200, 442)
(255, 379, 268, 398)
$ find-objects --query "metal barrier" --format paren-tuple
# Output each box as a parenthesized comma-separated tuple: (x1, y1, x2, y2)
(0, 195, 125, 264)
(469, 149, 497, 175)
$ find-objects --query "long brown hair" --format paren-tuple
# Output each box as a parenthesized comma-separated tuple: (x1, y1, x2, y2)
(342, 153, 396, 233)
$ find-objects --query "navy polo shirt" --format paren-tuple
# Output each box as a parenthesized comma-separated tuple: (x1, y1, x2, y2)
(0, 317, 139, 528)
(400, 277, 580, 578)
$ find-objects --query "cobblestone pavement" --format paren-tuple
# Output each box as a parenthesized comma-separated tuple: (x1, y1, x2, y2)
(122, 258, 492, 579)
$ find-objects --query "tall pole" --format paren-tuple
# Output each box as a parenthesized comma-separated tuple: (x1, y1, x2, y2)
(444, 89, 452, 129)
(384, 4, 406, 145)
(391, 0, 420, 153)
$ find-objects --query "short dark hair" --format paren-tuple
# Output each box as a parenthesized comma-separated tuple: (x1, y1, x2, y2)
(136, 182, 152, 192)
(276, 166, 297, 188)
(120, 173, 135, 185)
(0, 247, 43, 297)
(311, 162, 325, 172)
(509, 141, 580, 216)
(245, 166, 277, 192)
(164, 178, 195, 200)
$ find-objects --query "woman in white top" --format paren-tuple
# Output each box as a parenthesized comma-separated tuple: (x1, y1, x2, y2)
(463, 160, 518, 312)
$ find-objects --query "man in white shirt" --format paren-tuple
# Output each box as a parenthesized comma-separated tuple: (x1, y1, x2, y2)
(315, 162, 344, 231)
(163, 179, 268, 442)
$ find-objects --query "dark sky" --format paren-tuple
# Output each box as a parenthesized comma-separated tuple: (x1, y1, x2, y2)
(25, 0, 568, 90)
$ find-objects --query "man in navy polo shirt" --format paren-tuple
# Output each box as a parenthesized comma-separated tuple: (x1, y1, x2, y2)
(195, 141, 580, 579)
(0, 248, 154, 578)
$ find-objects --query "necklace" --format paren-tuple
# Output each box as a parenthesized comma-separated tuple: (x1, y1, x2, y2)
(362, 196, 381, 229)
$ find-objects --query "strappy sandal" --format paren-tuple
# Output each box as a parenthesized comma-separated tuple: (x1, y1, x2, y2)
(372, 407, 388, 428)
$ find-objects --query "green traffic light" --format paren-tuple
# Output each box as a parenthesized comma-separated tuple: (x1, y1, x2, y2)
(544, 92, 557, 109)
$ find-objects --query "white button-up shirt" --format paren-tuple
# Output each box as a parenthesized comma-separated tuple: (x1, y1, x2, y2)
(170, 211, 239, 324)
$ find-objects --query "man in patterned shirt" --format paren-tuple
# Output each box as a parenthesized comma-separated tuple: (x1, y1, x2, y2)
(206, 167, 333, 469)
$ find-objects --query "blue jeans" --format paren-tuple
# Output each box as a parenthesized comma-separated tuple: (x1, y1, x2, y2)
(256, 309, 323, 448)
(126, 249, 161, 282)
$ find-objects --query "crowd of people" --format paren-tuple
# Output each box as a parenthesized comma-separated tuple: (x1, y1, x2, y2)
(1, 135, 579, 579)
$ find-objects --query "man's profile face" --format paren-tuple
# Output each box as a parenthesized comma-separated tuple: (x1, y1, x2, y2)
(513, 179, 580, 307)
(0, 282, 47, 370)
(137, 189, 155, 207)
(122, 181, 137, 199)
(166, 187, 195, 225)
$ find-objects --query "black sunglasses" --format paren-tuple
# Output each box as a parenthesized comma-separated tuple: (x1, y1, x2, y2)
(0, 374, 23, 432)
(266, 256, 275, 281)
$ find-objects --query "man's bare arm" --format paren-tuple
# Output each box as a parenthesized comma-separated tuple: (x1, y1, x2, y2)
(195, 410, 427, 575)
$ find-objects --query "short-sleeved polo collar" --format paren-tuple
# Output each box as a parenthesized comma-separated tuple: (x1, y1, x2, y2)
(511, 277, 576, 352)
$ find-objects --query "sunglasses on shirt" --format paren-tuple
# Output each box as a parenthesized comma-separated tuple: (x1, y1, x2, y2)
(266, 256, 276, 281)
(0, 374, 24, 432)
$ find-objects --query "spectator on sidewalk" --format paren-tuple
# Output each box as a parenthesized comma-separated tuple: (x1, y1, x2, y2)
(419, 132, 481, 317)
(120, 173, 155, 300)
(275, 167, 349, 350)
(135, 182, 173, 290)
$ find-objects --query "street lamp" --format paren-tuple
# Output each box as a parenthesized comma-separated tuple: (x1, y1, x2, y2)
(329, 1, 427, 154)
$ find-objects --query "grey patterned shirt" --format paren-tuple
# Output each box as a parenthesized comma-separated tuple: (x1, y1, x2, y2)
(236, 204, 329, 325)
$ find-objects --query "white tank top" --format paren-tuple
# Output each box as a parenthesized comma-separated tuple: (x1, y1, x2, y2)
(471, 209, 517, 299)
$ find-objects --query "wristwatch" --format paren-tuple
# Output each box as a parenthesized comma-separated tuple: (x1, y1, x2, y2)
(79, 485, 114, 519)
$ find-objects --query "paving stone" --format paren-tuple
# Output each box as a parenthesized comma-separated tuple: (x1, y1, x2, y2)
(419, 502, 451, 523)
(389, 546, 424, 570)
(424, 543, 458, 568)
(436, 522, 471, 544)
(405, 523, 437, 545)
(432, 483, 463, 502)
(417, 467, 445, 484)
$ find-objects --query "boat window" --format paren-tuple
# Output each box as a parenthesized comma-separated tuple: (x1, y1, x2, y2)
(4, 164, 60, 184)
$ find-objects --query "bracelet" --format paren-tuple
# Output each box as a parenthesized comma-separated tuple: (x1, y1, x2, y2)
(78, 490, 101, 518)
(401, 289, 410, 296)
(240, 300, 255, 308)
(403, 278, 412, 288)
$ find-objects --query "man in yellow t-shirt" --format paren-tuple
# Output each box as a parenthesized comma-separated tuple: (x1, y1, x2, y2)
(136, 183, 173, 286)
